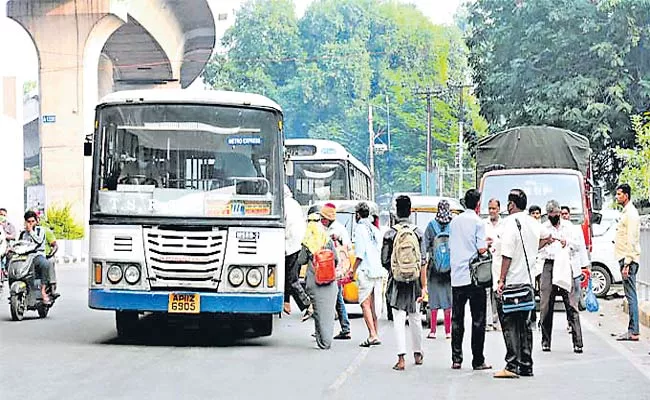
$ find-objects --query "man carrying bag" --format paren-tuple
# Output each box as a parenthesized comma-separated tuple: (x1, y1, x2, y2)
(494, 189, 551, 379)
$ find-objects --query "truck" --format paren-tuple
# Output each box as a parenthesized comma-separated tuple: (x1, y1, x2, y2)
(476, 125, 603, 252)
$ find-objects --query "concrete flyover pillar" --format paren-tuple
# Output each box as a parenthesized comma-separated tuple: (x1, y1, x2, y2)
(7, 0, 128, 222)
(8, 0, 216, 226)
(0, 76, 26, 229)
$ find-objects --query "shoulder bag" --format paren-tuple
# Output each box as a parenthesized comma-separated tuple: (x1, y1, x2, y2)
(501, 218, 535, 314)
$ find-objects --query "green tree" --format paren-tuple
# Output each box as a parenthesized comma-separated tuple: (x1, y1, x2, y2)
(465, 0, 650, 191)
(23, 80, 37, 95)
(40, 203, 84, 240)
(617, 112, 650, 203)
(203, 0, 487, 196)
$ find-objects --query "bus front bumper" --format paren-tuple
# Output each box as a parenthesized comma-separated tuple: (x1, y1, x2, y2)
(88, 289, 283, 314)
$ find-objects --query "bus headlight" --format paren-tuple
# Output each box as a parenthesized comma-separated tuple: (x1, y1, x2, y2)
(228, 267, 244, 287)
(124, 265, 141, 285)
(246, 267, 263, 288)
(107, 264, 123, 284)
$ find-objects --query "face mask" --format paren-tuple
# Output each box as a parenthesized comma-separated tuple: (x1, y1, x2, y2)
(549, 215, 560, 226)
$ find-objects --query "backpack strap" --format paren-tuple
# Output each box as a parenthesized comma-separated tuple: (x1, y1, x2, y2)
(427, 219, 439, 236)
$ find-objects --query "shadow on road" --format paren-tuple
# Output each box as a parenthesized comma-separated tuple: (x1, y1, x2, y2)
(99, 313, 272, 348)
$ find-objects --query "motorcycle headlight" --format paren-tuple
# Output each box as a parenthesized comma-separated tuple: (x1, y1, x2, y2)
(246, 267, 263, 288)
(228, 267, 244, 287)
(107, 264, 123, 284)
(123, 265, 141, 285)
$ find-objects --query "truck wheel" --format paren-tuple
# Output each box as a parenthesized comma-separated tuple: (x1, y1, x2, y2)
(116, 311, 139, 338)
(10, 293, 25, 321)
(590, 264, 611, 298)
(253, 316, 273, 337)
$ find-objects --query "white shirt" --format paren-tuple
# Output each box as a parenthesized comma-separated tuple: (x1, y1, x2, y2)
(567, 222, 589, 278)
(485, 217, 504, 290)
(284, 196, 307, 255)
(500, 212, 545, 286)
(484, 217, 504, 244)
(353, 219, 385, 279)
(538, 219, 576, 260)
(327, 220, 350, 247)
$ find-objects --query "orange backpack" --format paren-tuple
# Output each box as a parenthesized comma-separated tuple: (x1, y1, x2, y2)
(313, 248, 336, 285)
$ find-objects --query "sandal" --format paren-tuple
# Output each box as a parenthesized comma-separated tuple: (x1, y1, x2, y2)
(359, 338, 381, 347)
(616, 333, 640, 341)
(334, 332, 351, 340)
(392, 361, 405, 371)
(414, 352, 424, 365)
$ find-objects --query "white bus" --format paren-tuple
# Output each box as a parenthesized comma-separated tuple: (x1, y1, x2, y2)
(285, 138, 372, 206)
(85, 89, 286, 338)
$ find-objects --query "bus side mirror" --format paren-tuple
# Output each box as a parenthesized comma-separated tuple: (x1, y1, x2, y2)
(285, 160, 294, 177)
(593, 187, 603, 211)
(592, 212, 603, 225)
(84, 141, 92, 156)
(84, 133, 93, 157)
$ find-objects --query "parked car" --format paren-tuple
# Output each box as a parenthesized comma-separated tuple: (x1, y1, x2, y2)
(590, 209, 623, 297)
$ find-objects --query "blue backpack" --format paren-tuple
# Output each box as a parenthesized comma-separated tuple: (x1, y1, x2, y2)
(428, 220, 450, 275)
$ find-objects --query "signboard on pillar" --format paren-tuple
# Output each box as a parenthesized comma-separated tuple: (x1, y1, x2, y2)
(42, 115, 56, 124)
(420, 171, 438, 196)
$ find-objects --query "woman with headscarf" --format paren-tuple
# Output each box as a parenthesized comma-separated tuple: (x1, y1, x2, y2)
(424, 200, 454, 339)
(299, 205, 339, 350)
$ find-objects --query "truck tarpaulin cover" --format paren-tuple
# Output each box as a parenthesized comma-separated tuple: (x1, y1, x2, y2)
(476, 126, 591, 178)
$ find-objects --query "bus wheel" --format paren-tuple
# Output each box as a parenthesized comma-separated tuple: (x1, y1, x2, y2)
(116, 311, 139, 339)
(253, 316, 273, 337)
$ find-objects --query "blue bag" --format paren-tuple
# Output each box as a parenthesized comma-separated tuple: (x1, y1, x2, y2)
(585, 279, 599, 313)
(427, 220, 450, 275)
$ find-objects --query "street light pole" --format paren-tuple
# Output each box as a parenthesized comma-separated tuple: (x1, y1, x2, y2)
(458, 87, 464, 199)
(368, 104, 375, 200)
(447, 82, 472, 199)
(426, 94, 432, 195)
(386, 94, 390, 151)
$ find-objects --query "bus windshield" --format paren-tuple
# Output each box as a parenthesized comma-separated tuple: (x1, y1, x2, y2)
(288, 161, 349, 206)
(479, 173, 584, 217)
(91, 104, 282, 218)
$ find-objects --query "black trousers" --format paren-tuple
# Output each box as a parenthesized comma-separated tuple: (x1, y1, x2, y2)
(497, 299, 533, 375)
(283, 251, 311, 311)
(540, 260, 583, 348)
(451, 284, 487, 367)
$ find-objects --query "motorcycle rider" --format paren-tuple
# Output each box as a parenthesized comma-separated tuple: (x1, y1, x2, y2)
(18, 211, 58, 304)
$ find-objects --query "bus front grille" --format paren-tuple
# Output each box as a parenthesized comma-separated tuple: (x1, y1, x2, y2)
(143, 227, 227, 289)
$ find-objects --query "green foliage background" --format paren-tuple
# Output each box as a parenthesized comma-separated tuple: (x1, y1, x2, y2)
(202, 0, 487, 197)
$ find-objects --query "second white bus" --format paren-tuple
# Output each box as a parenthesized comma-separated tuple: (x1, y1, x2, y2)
(285, 138, 372, 206)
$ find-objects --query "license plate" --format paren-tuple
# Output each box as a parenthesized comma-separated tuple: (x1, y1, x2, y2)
(168, 293, 200, 314)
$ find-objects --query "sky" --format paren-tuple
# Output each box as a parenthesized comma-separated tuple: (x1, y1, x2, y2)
(0, 0, 463, 83)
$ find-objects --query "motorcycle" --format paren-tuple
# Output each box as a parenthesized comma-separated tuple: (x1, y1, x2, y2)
(7, 240, 56, 321)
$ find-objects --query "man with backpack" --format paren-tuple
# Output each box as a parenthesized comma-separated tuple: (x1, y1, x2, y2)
(449, 189, 491, 371)
(424, 200, 453, 339)
(353, 202, 386, 348)
(381, 195, 427, 370)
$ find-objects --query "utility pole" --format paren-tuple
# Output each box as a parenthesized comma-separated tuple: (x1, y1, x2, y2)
(412, 87, 444, 196)
(458, 88, 464, 199)
(368, 104, 375, 200)
(448, 82, 472, 199)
